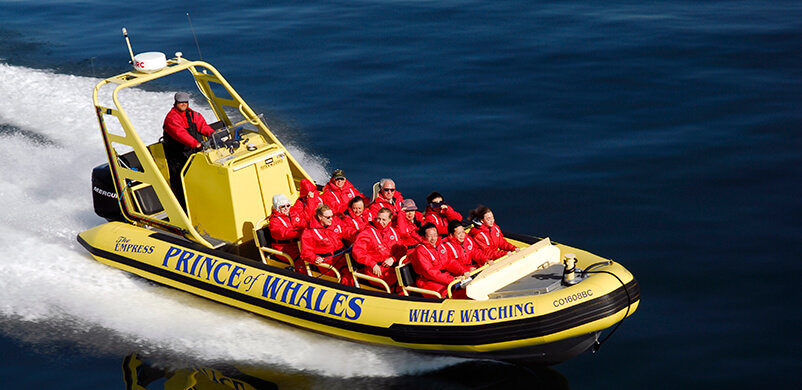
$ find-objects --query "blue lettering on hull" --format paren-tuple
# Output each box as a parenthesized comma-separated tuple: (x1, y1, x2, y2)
(161, 246, 364, 320)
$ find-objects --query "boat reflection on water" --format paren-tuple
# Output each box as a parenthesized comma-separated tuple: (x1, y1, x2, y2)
(122, 353, 570, 390)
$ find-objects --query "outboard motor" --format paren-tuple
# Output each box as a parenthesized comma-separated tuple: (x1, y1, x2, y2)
(91, 163, 124, 221)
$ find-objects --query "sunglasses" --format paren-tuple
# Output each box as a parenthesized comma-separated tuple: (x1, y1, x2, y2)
(382, 188, 396, 192)
(279, 204, 291, 209)
(321, 214, 334, 219)
(334, 177, 346, 181)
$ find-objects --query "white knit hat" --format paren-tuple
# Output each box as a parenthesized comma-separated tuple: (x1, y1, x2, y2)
(272, 194, 291, 210)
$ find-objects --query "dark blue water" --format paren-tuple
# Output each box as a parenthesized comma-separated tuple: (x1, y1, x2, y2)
(1, 0, 800, 388)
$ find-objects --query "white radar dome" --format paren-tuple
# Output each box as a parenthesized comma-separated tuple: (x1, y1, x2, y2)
(132, 52, 167, 73)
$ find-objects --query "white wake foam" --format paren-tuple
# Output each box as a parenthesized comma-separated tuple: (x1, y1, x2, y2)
(0, 63, 461, 377)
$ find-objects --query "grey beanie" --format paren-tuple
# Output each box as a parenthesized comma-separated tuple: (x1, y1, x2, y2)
(174, 92, 190, 103)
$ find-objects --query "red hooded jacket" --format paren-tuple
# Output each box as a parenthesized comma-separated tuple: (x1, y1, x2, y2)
(321, 179, 365, 216)
(352, 223, 405, 268)
(267, 210, 303, 260)
(290, 179, 323, 227)
(395, 211, 423, 248)
(341, 212, 369, 244)
(367, 190, 404, 220)
(469, 223, 517, 259)
(300, 216, 345, 264)
(442, 235, 490, 269)
(411, 240, 462, 295)
(352, 222, 405, 286)
(162, 107, 214, 147)
(423, 205, 463, 236)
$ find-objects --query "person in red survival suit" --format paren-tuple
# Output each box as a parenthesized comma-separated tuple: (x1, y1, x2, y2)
(300, 204, 352, 285)
(341, 196, 369, 244)
(352, 207, 406, 289)
(162, 92, 215, 209)
(367, 178, 404, 219)
(442, 219, 493, 270)
(395, 198, 423, 252)
(468, 205, 520, 260)
(290, 178, 323, 227)
(321, 169, 365, 217)
(268, 193, 304, 268)
(411, 223, 469, 297)
(423, 191, 463, 237)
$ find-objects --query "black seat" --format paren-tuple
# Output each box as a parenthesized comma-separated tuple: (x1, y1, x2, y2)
(117, 150, 164, 216)
(251, 218, 299, 270)
(209, 121, 226, 131)
(133, 185, 164, 215)
(394, 260, 443, 299)
(255, 225, 274, 248)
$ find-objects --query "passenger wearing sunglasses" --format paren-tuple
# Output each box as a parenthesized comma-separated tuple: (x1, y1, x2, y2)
(423, 191, 463, 236)
(300, 204, 352, 285)
(268, 193, 304, 266)
(321, 169, 365, 217)
(367, 178, 404, 219)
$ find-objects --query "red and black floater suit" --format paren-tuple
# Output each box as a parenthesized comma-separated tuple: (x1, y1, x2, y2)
(300, 215, 352, 284)
(341, 211, 369, 244)
(469, 223, 517, 260)
(423, 205, 463, 236)
(395, 211, 424, 252)
(411, 239, 467, 296)
(352, 222, 406, 288)
(321, 179, 365, 216)
(268, 209, 304, 265)
(442, 235, 491, 269)
(290, 179, 323, 227)
(367, 190, 404, 220)
(162, 107, 214, 207)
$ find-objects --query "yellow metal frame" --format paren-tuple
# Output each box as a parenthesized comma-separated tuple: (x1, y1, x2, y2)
(92, 56, 314, 248)
(345, 253, 391, 293)
(445, 263, 491, 298)
(305, 261, 342, 283)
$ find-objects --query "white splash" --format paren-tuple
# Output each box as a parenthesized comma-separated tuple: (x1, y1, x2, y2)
(0, 63, 462, 377)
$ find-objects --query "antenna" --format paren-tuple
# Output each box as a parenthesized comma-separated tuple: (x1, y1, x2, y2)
(186, 12, 203, 60)
(122, 27, 136, 64)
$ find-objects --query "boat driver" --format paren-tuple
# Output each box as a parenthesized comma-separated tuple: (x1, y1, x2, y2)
(162, 92, 215, 208)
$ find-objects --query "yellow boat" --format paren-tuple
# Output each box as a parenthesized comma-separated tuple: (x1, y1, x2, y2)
(77, 48, 639, 365)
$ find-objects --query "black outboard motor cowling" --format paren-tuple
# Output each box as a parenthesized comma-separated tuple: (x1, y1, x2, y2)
(91, 163, 124, 222)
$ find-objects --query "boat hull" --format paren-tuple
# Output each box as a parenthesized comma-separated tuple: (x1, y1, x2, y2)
(78, 221, 639, 364)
